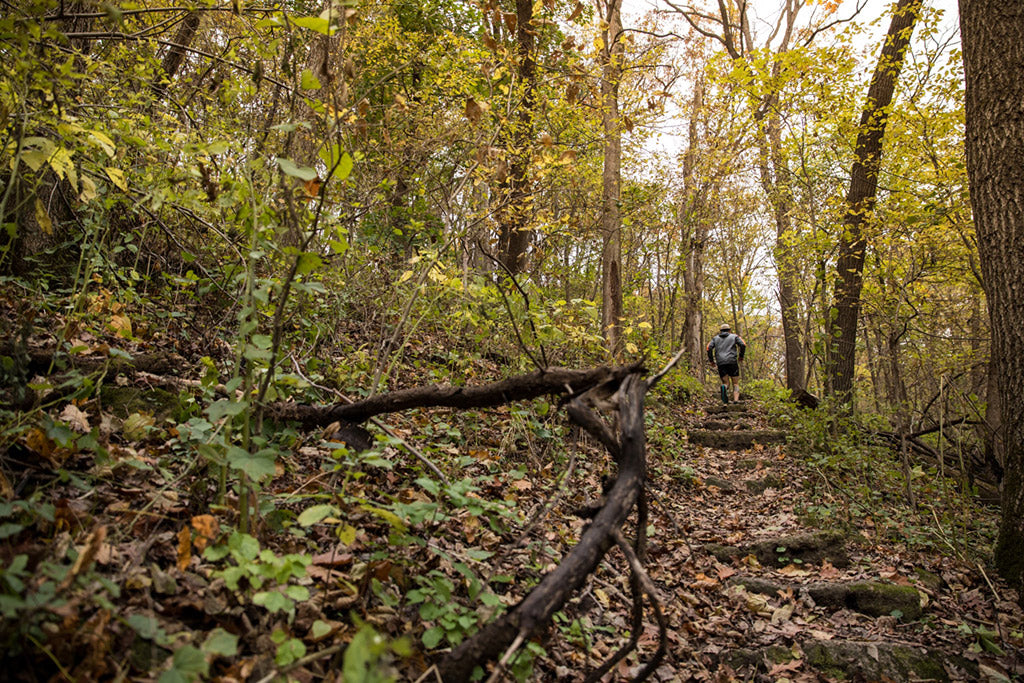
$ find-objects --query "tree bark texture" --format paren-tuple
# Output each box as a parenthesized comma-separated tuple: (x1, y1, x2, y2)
(959, 0, 1024, 596)
(827, 0, 922, 400)
(599, 0, 624, 356)
(496, 0, 537, 274)
(155, 10, 201, 93)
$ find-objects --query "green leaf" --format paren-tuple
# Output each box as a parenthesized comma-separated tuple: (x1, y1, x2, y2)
(227, 446, 277, 481)
(422, 626, 444, 649)
(311, 620, 332, 639)
(0, 523, 24, 539)
(253, 590, 292, 613)
(285, 585, 309, 602)
(334, 152, 353, 181)
(300, 68, 321, 90)
(292, 16, 336, 35)
(229, 532, 260, 561)
(276, 157, 318, 181)
(275, 637, 307, 666)
(168, 645, 208, 680)
(297, 504, 337, 527)
(202, 628, 238, 657)
(206, 399, 248, 422)
(251, 334, 273, 349)
(296, 252, 322, 275)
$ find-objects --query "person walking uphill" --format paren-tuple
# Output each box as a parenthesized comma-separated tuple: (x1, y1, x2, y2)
(707, 324, 746, 403)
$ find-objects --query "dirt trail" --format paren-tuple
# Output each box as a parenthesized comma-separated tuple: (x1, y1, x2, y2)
(603, 396, 1024, 682)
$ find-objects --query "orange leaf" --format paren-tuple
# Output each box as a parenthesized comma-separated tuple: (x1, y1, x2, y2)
(190, 514, 219, 552)
(176, 525, 192, 571)
(303, 177, 322, 198)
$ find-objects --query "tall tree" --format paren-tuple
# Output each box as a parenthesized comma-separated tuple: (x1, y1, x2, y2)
(496, 0, 538, 274)
(679, 77, 708, 372)
(826, 0, 922, 401)
(959, 0, 1024, 598)
(598, 0, 625, 355)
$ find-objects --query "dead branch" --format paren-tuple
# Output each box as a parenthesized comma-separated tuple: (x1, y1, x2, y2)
(266, 363, 641, 428)
(437, 372, 649, 681)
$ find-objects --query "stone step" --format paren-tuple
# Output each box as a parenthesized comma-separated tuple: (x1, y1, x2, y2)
(705, 403, 752, 414)
(700, 419, 755, 431)
(689, 429, 785, 450)
(729, 576, 923, 620)
(724, 640, 974, 682)
(704, 530, 849, 567)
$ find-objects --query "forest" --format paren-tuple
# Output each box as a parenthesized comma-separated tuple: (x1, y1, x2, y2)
(1, 0, 1023, 680)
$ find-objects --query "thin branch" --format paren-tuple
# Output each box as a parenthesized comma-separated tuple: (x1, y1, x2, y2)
(477, 241, 549, 369)
(485, 633, 527, 683)
(48, 34, 288, 89)
(613, 528, 668, 683)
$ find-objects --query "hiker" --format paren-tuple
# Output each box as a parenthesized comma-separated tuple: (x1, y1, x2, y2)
(707, 323, 746, 403)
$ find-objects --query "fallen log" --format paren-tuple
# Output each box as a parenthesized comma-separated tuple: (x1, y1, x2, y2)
(265, 363, 641, 428)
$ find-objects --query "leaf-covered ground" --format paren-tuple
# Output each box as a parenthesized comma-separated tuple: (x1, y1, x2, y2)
(1, 290, 1023, 682)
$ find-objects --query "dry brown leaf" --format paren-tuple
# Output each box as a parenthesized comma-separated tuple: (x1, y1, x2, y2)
(716, 564, 737, 581)
(59, 525, 107, 590)
(779, 563, 811, 577)
(60, 404, 91, 433)
(771, 602, 795, 625)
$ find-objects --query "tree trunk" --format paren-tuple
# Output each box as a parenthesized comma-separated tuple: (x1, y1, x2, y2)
(497, 0, 537, 274)
(599, 0, 624, 356)
(680, 80, 707, 373)
(827, 0, 922, 401)
(153, 10, 201, 97)
(754, 85, 806, 394)
(959, 0, 1024, 598)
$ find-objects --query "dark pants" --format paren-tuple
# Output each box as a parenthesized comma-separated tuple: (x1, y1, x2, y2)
(717, 362, 739, 378)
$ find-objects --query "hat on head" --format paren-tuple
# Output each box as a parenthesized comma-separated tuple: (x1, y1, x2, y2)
(720, 323, 731, 331)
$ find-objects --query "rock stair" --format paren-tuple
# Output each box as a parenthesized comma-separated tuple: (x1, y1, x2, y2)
(649, 395, 1013, 682)
(688, 399, 786, 450)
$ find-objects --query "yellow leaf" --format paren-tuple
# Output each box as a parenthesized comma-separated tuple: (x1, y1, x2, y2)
(338, 523, 357, 545)
(79, 175, 97, 202)
(105, 167, 128, 191)
(35, 198, 53, 234)
(594, 587, 610, 607)
(398, 270, 414, 283)
(89, 130, 116, 157)
(108, 313, 132, 338)
(625, 342, 638, 354)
